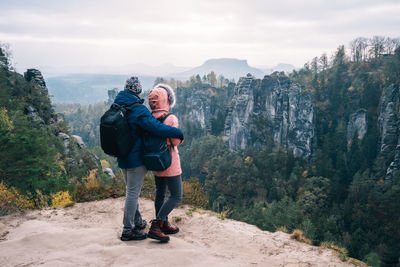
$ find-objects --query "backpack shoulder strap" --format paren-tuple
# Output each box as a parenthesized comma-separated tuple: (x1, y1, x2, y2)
(124, 103, 142, 111)
(157, 113, 175, 149)
(158, 113, 172, 123)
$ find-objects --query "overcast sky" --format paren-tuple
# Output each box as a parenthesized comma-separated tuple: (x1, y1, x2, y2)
(0, 0, 399, 74)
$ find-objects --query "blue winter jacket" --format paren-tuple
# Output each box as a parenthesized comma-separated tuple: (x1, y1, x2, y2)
(113, 90, 183, 169)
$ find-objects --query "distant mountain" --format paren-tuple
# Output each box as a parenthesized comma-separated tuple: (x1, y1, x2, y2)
(44, 60, 296, 104)
(122, 63, 190, 76)
(46, 74, 156, 104)
(28, 63, 190, 78)
(172, 58, 265, 80)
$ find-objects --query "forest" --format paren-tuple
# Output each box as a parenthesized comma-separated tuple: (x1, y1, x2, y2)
(0, 43, 129, 213)
(1, 36, 400, 266)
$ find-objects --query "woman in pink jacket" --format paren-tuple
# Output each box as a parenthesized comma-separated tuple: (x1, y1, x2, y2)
(147, 83, 183, 242)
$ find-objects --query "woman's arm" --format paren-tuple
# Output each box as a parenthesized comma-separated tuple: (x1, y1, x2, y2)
(164, 115, 183, 146)
(133, 106, 183, 139)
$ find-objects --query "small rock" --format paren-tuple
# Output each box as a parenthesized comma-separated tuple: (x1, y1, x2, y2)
(104, 168, 115, 178)
(72, 135, 85, 148)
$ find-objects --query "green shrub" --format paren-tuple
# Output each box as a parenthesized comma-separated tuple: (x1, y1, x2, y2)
(182, 178, 209, 208)
(73, 169, 107, 202)
(262, 197, 303, 232)
(291, 229, 312, 245)
(106, 171, 126, 198)
(0, 181, 34, 215)
(363, 252, 380, 267)
(321, 241, 349, 261)
(300, 218, 317, 244)
(33, 189, 50, 208)
(51, 191, 74, 208)
(73, 168, 127, 202)
(140, 173, 156, 199)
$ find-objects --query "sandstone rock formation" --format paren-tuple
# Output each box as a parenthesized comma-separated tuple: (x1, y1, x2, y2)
(347, 109, 367, 144)
(173, 73, 315, 157)
(58, 132, 70, 154)
(24, 69, 46, 88)
(378, 84, 400, 179)
(106, 88, 119, 105)
(72, 135, 85, 148)
(224, 72, 315, 157)
(22, 69, 50, 126)
(224, 74, 257, 150)
(171, 73, 400, 166)
(24, 105, 45, 127)
(173, 83, 234, 135)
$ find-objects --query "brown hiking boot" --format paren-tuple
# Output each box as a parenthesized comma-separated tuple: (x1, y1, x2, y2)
(161, 218, 179, 234)
(148, 220, 170, 242)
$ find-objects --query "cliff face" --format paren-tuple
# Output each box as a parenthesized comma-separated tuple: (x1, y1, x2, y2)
(347, 109, 367, 144)
(23, 69, 100, 175)
(173, 83, 234, 136)
(174, 85, 211, 134)
(224, 73, 315, 157)
(378, 84, 400, 179)
(172, 73, 399, 165)
(172, 73, 315, 157)
(223, 74, 257, 150)
(23, 69, 54, 126)
(106, 88, 119, 105)
(24, 68, 47, 88)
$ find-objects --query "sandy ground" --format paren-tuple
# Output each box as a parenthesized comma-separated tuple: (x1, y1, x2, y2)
(0, 197, 355, 267)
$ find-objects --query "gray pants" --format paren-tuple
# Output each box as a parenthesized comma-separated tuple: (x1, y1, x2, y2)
(122, 166, 147, 234)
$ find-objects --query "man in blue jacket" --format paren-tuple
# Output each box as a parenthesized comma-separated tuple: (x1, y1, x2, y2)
(114, 76, 183, 241)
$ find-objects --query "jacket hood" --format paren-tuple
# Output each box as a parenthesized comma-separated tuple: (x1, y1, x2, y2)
(114, 89, 144, 106)
(148, 84, 176, 116)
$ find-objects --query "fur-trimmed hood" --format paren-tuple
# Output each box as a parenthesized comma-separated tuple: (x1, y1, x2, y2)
(148, 83, 176, 116)
(153, 83, 176, 108)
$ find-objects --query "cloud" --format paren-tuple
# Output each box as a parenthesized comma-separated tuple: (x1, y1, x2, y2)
(0, 0, 399, 73)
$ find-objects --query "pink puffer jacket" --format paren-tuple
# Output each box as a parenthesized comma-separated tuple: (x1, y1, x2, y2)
(148, 85, 183, 177)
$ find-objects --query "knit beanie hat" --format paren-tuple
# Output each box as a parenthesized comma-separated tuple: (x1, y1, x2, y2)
(124, 76, 142, 94)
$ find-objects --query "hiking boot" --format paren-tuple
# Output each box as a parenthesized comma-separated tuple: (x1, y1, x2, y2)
(135, 220, 147, 230)
(120, 228, 147, 241)
(148, 220, 170, 242)
(161, 218, 179, 234)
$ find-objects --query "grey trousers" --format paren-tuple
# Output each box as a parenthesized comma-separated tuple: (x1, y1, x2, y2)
(121, 165, 147, 234)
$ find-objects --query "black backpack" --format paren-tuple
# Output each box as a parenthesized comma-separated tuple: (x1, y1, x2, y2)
(100, 103, 141, 157)
(142, 113, 173, 171)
